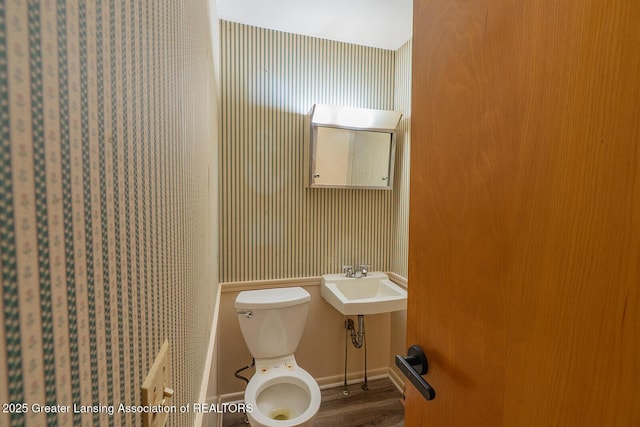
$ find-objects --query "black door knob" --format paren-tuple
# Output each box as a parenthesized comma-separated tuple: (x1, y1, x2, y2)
(395, 345, 436, 401)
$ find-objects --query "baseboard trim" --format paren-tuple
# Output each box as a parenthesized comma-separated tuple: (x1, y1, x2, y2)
(220, 276, 321, 293)
(387, 366, 406, 394)
(387, 272, 408, 289)
(194, 283, 222, 427)
(316, 367, 389, 390)
(218, 390, 245, 404)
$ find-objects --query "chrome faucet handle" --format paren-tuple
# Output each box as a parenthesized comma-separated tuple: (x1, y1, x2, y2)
(343, 265, 354, 278)
(359, 264, 370, 277)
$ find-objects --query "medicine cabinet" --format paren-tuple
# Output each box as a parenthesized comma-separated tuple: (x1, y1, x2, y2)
(306, 104, 402, 190)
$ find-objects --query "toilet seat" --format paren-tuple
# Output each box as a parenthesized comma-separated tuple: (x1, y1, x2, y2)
(245, 356, 321, 427)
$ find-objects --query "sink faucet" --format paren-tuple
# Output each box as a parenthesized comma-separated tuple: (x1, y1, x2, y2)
(344, 264, 370, 278)
(343, 265, 354, 278)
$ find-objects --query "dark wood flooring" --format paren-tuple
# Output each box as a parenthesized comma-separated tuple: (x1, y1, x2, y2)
(221, 377, 404, 427)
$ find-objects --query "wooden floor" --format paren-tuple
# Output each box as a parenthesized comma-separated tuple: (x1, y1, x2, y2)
(221, 378, 404, 427)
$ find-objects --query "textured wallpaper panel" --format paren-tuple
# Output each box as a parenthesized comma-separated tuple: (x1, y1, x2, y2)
(0, 1, 216, 426)
(219, 21, 399, 282)
(390, 39, 412, 279)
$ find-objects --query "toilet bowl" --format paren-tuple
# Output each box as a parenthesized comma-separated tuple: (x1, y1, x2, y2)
(244, 356, 321, 427)
(235, 287, 321, 427)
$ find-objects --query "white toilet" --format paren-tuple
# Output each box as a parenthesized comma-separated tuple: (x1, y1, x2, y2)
(235, 287, 321, 427)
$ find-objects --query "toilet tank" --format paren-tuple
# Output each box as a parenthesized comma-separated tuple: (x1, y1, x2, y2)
(235, 287, 311, 359)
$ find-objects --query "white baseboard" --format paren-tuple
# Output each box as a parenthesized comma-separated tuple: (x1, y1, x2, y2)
(218, 390, 245, 404)
(194, 284, 222, 427)
(316, 367, 389, 390)
(387, 366, 405, 394)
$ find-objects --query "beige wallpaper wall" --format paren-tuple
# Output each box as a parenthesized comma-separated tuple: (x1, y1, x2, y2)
(0, 1, 218, 426)
(390, 39, 412, 279)
(216, 25, 413, 397)
(219, 20, 404, 282)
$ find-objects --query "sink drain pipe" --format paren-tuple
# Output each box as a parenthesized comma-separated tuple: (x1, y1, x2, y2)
(343, 315, 368, 395)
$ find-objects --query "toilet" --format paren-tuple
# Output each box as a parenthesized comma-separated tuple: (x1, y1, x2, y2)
(235, 287, 321, 427)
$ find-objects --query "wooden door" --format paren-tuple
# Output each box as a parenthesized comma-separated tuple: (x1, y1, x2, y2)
(406, 0, 640, 425)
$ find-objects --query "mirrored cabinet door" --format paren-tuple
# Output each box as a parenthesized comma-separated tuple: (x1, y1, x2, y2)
(351, 130, 392, 186)
(313, 127, 351, 186)
(307, 104, 401, 190)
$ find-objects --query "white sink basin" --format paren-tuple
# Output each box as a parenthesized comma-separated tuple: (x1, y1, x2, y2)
(320, 272, 407, 315)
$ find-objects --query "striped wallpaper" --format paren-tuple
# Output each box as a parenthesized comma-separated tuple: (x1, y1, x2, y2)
(0, 1, 217, 427)
(219, 21, 411, 282)
(390, 39, 412, 279)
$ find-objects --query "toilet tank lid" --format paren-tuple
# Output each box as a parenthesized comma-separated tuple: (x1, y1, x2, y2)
(235, 287, 311, 310)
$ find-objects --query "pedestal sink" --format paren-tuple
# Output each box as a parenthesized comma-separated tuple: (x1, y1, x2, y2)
(320, 272, 407, 315)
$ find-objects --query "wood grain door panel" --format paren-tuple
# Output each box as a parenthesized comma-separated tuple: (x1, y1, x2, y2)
(407, 0, 640, 425)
